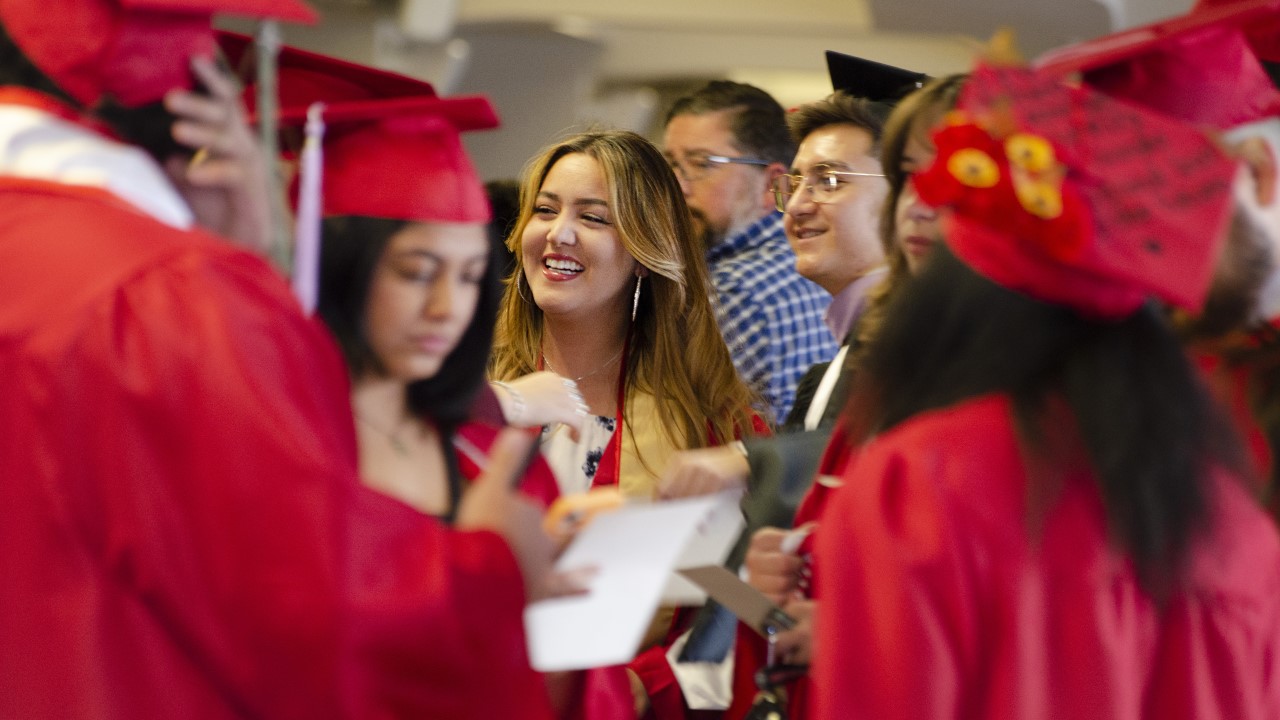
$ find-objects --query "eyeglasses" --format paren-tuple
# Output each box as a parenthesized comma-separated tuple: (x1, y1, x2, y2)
(667, 153, 770, 182)
(771, 169, 886, 212)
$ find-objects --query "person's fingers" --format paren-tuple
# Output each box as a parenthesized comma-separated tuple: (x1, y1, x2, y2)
(169, 117, 221, 151)
(749, 527, 787, 552)
(456, 429, 536, 530)
(477, 428, 538, 490)
(540, 566, 598, 599)
(166, 60, 255, 162)
(773, 627, 810, 665)
(165, 90, 233, 132)
(173, 115, 258, 157)
(782, 598, 814, 619)
(560, 407, 587, 434)
(750, 552, 803, 577)
(747, 563, 793, 591)
(656, 465, 686, 499)
(1243, 136, 1278, 206)
(775, 600, 815, 663)
(190, 54, 242, 103)
(682, 474, 714, 499)
(745, 553, 802, 600)
(184, 158, 247, 186)
(561, 378, 589, 431)
(1224, 135, 1278, 206)
(756, 590, 789, 607)
(662, 471, 716, 500)
(749, 572, 799, 599)
(508, 499, 557, 603)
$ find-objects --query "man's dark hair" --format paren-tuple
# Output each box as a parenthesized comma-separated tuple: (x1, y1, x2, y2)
(786, 91, 891, 158)
(665, 80, 796, 165)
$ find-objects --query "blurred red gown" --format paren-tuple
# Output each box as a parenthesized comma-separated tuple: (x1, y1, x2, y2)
(812, 393, 1280, 719)
(455, 416, 637, 720)
(0, 89, 554, 719)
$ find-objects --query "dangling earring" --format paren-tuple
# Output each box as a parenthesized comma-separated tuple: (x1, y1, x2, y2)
(515, 272, 530, 303)
(631, 275, 643, 323)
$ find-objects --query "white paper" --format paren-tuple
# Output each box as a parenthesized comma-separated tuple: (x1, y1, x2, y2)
(659, 491, 744, 605)
(523, 492, 741, 672)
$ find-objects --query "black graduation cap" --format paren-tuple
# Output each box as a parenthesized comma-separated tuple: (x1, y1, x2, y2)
(825, 50, 929, 104)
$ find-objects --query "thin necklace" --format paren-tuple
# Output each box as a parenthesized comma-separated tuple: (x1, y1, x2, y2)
(543, 344, 624, 383)
(355, 413, 411, 455)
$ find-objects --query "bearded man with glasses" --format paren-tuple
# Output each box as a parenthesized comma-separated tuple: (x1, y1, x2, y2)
(663, 80, 839, 424)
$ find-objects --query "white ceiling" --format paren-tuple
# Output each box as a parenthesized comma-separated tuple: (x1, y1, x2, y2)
(226, 0, 1200, 178)
(399, 0, 1195, 106)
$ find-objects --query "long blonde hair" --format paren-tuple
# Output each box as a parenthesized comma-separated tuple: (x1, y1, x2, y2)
(491, 130, 759, 452)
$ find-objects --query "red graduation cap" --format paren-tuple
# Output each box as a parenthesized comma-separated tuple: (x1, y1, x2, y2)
(217, 30, 435, 118)
(913, 62, 1237, 318)
(1034, 0, 1280, 129)
(1194, 0, 1280, 62)
(230, 38, 498, 311)
(218, 31, 495, 223)
(279, 94, 499, 224)
(0, 0, 316, 109)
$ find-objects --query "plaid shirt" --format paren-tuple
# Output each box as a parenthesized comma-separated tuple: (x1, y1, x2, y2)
(706, 212, 838, 423)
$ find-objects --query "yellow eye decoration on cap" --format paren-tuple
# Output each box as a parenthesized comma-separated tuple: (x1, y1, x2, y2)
(947, 148, 1000, 188)
(1014, 179, 1064, 219)
(1005, 133, 1055, 173)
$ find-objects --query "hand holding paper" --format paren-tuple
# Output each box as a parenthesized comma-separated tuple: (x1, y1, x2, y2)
(524, 491, 743, 672)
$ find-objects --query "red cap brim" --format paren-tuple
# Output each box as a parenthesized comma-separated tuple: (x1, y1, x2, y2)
(218, 30, 432, 115)
(124, 0, 316, 23)
(1035, 0, 1280, 128)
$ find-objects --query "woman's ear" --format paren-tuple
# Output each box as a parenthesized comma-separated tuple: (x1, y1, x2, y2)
(635, 265, 650, 278)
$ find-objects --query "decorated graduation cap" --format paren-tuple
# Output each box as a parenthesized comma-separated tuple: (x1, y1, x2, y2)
(0, 0, 315, 108)
(912, 59, 1237, 318)
(1194, 0, 1280, 63)
(1034, 0, 1280, 129)
(825, 50, 929, 104)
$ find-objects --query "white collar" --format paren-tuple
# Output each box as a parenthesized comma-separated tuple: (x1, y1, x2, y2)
(0, 102, 193, 229)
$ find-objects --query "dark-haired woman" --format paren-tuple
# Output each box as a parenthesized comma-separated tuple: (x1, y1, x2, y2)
(313, 122, 637, 718)
(812, 64, 1280, 719)
(318, 215, 562, 516)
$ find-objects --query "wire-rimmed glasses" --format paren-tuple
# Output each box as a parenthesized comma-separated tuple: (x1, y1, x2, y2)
(667, 153, 770, 182)
(771, 168, 887, 212)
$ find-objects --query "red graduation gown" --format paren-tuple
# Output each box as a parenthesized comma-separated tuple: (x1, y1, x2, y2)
(722, 421, 851, 720)
(812, 394, 1280, 719)
(0, 171, 553, 718)
(455, 415, 638, 720)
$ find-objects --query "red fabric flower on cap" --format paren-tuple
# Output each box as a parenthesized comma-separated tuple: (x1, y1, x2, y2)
(916, 111, 1091, 266)
(913, 62, 1237, 319)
